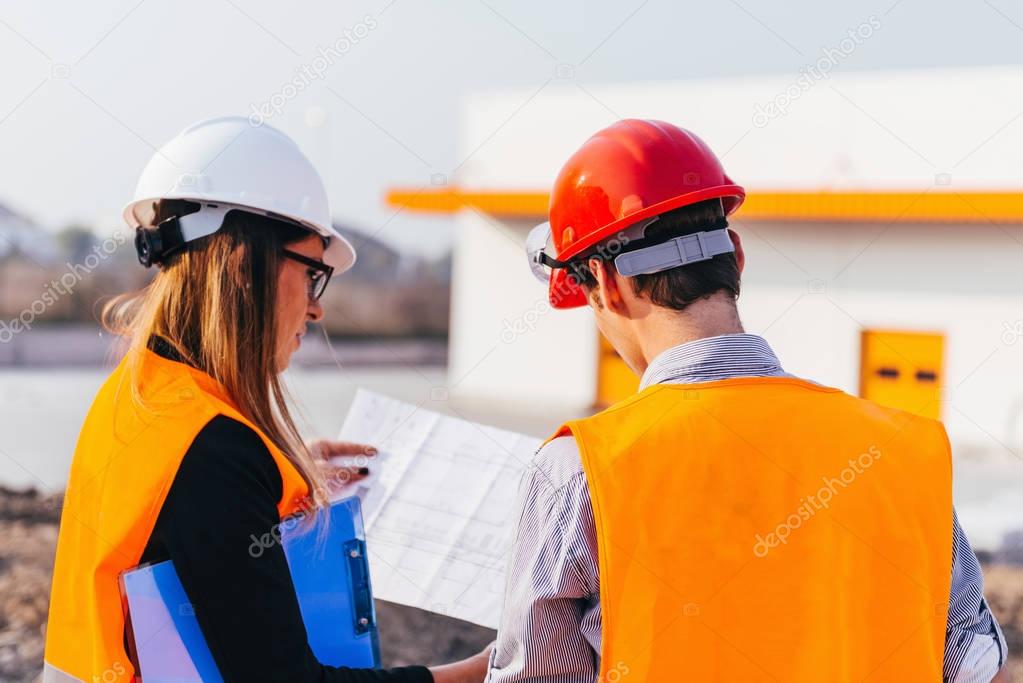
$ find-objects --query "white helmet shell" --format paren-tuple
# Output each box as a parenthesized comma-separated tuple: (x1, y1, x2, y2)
(122, 116, 356, 272)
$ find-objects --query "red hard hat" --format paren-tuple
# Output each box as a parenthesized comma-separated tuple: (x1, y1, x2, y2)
(535, 119, 745, 309)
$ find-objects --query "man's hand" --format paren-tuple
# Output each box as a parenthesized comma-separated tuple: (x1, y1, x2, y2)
(429, 642, 494, 683)
(307, 439, 378, 496)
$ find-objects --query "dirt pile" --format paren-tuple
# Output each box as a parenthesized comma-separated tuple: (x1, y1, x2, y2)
(0, 487, 60, 683)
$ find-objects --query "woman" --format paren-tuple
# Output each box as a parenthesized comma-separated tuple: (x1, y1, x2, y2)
(43, 117, 491, 683)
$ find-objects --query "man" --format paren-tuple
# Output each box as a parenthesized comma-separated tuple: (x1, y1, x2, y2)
(487, 119, 1008, 682)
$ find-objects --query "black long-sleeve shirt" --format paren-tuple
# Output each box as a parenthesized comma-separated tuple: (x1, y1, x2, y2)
(135, 393, 432, 682)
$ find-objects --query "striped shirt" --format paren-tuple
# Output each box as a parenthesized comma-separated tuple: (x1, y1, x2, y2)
(486, 333, 1008, 683)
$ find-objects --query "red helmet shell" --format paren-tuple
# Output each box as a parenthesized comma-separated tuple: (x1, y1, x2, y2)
(546, 119, 745, 309)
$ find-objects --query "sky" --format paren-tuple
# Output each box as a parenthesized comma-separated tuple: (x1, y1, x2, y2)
(1, 0, 1022, 256)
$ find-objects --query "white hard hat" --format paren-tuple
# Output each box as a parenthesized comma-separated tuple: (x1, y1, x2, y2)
(123, 116, 356, 272)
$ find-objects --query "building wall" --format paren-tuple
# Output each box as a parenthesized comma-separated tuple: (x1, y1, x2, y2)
(450, 213, 1023, 460)
(459, 66, 1023, 194)
(448, 212, 597, 409)
(450, 65, 1023, 449)
(738, 219, 1023, 459)
(443, 67, 1023, 547)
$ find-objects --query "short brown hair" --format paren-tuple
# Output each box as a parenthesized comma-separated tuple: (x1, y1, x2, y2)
(573, 198, 740, 310)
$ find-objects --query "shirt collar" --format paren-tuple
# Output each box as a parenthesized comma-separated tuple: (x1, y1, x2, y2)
(638, 333, 786, 391)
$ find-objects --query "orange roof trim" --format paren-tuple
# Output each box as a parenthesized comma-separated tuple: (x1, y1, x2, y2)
(387, 188, 548, 218)
(386, 188, 1023, 224)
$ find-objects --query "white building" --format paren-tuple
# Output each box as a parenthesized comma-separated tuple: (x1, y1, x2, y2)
(388, 66, 1023, 482)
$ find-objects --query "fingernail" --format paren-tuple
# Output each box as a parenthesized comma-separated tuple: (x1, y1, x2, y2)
(364, 447, 378, 456)
(358, 467, 370, 475)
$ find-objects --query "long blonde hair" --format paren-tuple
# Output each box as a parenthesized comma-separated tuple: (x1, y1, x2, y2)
(103, 200, 329, 510)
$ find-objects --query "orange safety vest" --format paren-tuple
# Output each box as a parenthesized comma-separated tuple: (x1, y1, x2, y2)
(44, 347, 310, 683)
(551, 377, 952, 682)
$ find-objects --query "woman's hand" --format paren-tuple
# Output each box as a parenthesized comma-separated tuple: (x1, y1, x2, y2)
(428, 641, 494, 683)
(307, 439, 378, 496)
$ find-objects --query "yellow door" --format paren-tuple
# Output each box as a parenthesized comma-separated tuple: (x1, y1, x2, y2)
(859, 330, 944, 419)
(596, 334, 639, 407)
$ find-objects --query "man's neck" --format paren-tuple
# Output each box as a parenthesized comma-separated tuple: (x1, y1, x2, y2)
(633, 296, 744, 374)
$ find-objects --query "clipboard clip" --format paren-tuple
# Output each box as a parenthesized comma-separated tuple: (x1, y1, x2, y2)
(344, 539, 375, 635)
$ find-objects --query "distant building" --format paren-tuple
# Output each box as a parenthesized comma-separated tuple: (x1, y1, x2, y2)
(386, 66, 1023, 461)
(341, 226, 406, 283)
(341, 225, 452, 285)
(322, 224, 450, 337)
(0, 202, 61, 265)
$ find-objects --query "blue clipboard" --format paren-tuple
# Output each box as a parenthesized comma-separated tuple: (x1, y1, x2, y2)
(119, 496, 380, 681)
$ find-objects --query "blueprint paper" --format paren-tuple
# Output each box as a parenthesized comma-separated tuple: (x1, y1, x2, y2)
(337, 389, 542, 628)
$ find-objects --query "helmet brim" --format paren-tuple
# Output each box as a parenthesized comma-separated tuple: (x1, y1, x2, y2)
(122, 196, 357, 274)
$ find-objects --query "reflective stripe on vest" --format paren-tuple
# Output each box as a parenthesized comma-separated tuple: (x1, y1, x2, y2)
(553, 377, 952, 682)
(42, 662, 83, 683)
(44, 348, 310, 682)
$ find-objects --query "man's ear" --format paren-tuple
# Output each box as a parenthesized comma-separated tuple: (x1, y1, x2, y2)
(728, 228, 745, 274)
(590, 257, 627, 313)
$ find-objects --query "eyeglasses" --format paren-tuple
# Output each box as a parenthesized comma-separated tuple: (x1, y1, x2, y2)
(281, 249, 334, 301)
